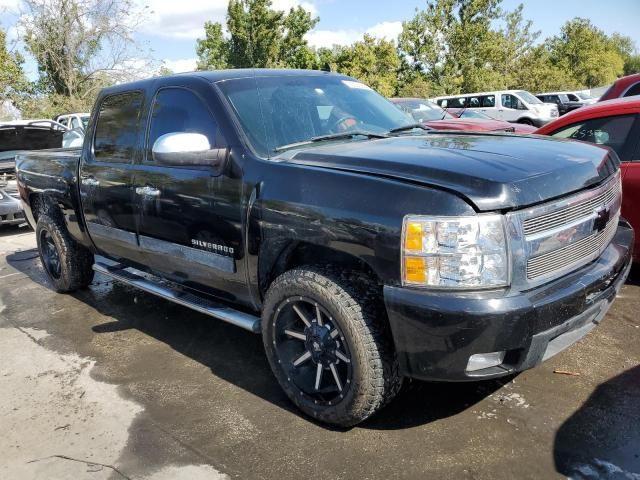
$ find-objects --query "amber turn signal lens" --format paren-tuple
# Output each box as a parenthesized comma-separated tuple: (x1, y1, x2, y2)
(404, 222, 423, 251)
(404, 256, 426, 284)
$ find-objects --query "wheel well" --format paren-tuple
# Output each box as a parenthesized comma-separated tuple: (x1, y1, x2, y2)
(261, 242, 381, 297)
(29, 193, 62, 224)
(517, 118, 534, 124)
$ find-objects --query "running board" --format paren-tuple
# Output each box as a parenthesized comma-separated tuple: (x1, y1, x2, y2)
(92, 261, 261, 334)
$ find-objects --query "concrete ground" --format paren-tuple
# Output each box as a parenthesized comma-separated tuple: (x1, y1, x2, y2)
(0, 225, 639, 480)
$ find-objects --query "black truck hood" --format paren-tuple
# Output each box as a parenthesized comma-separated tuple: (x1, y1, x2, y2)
(281, 133, 618, 211)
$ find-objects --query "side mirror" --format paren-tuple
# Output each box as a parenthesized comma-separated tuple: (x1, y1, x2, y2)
(152, 132, 227, 167)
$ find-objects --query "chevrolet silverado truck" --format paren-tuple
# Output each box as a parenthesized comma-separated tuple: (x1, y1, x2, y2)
(15, 70, 633, 426)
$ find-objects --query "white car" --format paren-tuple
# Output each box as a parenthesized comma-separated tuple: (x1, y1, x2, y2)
(433, 89, 559, 127)
(55, 113, 90, 131)
(564, 91, 598, 105)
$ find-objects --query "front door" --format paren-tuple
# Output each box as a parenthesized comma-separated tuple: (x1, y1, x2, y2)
(79, 91, 145, 263)
(131, 82, 247, 304)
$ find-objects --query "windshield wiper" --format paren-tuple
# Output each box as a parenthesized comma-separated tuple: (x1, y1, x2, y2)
(387, 123, 431, 134)
(274, 131, 388, 152)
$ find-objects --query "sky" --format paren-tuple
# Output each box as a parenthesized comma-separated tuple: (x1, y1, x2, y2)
(1, 0, 639, 77)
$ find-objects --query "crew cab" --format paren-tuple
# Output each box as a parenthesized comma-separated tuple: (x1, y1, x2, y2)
(16, 70, 633, 426)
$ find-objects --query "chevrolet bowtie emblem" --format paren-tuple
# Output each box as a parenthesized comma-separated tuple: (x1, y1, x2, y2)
(593, 207, 610, 233)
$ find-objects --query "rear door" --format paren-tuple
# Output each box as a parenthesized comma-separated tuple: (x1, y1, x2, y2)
(131, 79, 247, 303)
(79, 91, 145, 263)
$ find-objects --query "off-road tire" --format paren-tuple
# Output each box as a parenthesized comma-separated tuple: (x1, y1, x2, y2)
(36, 213, 94, 293)
(262, 266, 402, 427)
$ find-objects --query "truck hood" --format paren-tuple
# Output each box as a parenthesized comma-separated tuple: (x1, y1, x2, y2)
(280, 133, 618, 211)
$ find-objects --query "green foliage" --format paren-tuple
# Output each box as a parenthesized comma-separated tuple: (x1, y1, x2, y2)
(196, 22, 229, 70)
(331, 35, 400, 97)
(547, 18, 624, 88)
(624, 55, 640, 75)
(0, 29, 25, 97)
(196, 0, 318, 70)
(398, 0, 502, 94)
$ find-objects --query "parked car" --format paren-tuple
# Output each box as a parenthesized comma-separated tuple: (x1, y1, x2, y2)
(55, 112, 90, 131)
(445, 108, 537, 133)
(0, 121, 67, 227)
(599, 74, 640, 102)
(536, 96, 640, 263)
(433, 89, 559, 126)
(536, 93, 583, 116)
(564, 91, 598, 105)
(391, 98, 522, 132)
(16, 70, 633, 426)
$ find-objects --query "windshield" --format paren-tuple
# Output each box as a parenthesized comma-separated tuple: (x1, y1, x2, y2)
(576, 92, 593, 100)
(394, 100, 453, 122)
(459, 109, 491, 119)
(516, 90, 543, 105)
(218, 75, 411, 156)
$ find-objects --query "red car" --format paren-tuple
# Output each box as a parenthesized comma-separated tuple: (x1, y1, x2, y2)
(390, 98, 535, 133)
(446, 108, 537, 133)
(599, 73, 640, 101)
(536, 97, 640, 262)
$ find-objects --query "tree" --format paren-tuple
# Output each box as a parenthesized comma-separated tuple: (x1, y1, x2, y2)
(609, 33, 639, 76)
(398, 0, 503, 94)
(196, 22, 229, 70)
(20, 0, 152, 102)
(196, 0, 318, 70)
(332, 35, 400, 97)
(547, 18, 624, 88)
(512, 45, 576, 92)
(0, 29, 25, 97)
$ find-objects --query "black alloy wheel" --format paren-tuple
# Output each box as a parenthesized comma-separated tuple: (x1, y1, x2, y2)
(271, 296, 352, 406)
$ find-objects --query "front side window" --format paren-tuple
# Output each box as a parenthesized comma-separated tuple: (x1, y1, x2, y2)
(567, 93, 580, 101)
(147, 88, 220, 164)
(515, 90, 542, 105)
(94, 92, 144, 162)
(550, 114, 636, 160)
(218, 75, 411, 156)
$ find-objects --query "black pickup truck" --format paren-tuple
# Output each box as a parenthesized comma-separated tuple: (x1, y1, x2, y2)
(16, 70, 633, 426)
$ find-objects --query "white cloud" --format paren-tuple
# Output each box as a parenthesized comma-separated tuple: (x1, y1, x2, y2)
(366, 21, 402, 41)
(162, 57, 198, 73)
(139, 0, 317, 40)
(305, 21, 403, 49)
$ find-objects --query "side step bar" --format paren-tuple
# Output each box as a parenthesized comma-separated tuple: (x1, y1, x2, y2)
(93, 261, 261, 334)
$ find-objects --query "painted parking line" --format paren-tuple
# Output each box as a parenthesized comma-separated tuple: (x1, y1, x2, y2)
(0, 272, 23, 280)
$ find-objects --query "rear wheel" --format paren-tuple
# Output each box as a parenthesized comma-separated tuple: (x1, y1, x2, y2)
(36, 214, 94, 293)
(262, 267, 401, 426)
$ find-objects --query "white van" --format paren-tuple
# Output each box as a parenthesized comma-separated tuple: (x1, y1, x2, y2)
(433, 90, 559, 127)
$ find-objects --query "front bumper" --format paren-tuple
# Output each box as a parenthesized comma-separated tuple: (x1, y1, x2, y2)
(384, 219, 634, 381)
(0, 189, 25, 226)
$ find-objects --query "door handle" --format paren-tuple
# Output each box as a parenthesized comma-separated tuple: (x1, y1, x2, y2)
(135, 186, 161, 197)
(81, 177, 100, 186)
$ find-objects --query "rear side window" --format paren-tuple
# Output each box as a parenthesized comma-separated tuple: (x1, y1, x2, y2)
(146, 87, 221, 164)
(94, 92, 144, 162)
(549, 114, 636, 160)
(480, 95, 495, 107)
(624, 82, 640, 98)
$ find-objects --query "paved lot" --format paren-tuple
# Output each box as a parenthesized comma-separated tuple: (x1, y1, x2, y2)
(0, 225, 639, 479)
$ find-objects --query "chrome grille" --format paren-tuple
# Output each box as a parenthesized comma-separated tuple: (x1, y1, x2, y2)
(506, 172, 622, 288)
(527, 214, 619, 279)
(523, 179, 620, 236)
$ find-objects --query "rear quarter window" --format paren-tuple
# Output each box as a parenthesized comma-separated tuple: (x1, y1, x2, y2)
(549, 114, 637, 160)
(94, 91, 144, 162)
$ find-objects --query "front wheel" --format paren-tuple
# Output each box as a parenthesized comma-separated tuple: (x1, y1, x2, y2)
(518, 118, 534, 126)
(262, 267, 401, 427)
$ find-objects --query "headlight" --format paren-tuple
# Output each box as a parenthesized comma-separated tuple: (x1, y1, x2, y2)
(402, 214, 509, 288)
